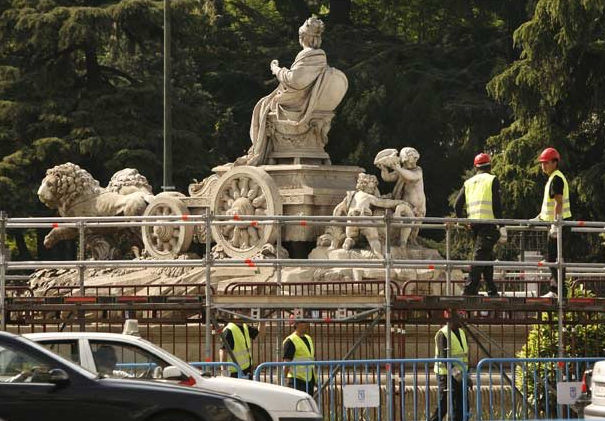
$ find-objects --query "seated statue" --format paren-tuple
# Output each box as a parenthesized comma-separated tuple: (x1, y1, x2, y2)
(236, 17, 348, 166)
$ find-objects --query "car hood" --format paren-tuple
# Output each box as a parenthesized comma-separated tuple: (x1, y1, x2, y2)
(201, 376, 310, 410)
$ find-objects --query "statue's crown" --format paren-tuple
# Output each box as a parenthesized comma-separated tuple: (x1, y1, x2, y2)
(300, 17, 324, 37)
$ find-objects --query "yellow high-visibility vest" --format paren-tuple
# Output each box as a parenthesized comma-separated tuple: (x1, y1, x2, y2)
(283, 333, 315, 381)
(434, 326, 469, 375)
(224, 323, 252, 372)
(540, 170, 572, 221)
(464, 173, 496, 219)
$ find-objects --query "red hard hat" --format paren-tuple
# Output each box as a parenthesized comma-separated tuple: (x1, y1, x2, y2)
(538, 147, 560, 162)
(473, 153, 491, 167)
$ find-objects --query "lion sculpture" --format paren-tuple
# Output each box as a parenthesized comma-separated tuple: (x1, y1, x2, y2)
(38, 163, 154, 250)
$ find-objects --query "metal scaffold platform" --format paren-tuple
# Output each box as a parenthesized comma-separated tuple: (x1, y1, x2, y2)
(1, 212, 605, 363)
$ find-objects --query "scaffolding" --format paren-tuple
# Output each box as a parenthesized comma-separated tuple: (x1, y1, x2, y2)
(1, 211, 605, 362)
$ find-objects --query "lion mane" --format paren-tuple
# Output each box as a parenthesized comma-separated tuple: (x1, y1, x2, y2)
(40, 163, 101, 212)
(107, 168, 152, 195)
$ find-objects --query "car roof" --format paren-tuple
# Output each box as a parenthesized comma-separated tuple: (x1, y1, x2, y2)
(25, 332, 144, 341)
(0, 331, 97, 379)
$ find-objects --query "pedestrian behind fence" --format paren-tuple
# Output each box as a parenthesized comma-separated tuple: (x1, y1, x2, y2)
(220, 313, 265, 379)
(283, 317, 316, 395)
(431, 310, 471, 421)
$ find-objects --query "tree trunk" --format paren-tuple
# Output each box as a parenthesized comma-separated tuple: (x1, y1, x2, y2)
(13, 231, 32, 261)
(330, 0, 351, 25)
(85, 45, 101, 88)
(274, 0, 311, 25)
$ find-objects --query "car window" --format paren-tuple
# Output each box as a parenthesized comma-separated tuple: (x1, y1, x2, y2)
(39, 340, 80, 364)
(0, 343, 53, 383)
(90, 341, 171, 380)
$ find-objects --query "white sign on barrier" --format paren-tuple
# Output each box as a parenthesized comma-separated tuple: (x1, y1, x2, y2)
(557, 381, 583, 404)
(343, 384, 380, 408)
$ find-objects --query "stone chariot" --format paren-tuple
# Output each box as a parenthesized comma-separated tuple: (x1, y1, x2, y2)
(141, 17, 361, 260)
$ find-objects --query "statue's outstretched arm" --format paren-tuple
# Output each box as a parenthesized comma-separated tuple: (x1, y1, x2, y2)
(379, 167, 398, 182)
(394, 166, 422, 181)
(370, 197, 404, 209)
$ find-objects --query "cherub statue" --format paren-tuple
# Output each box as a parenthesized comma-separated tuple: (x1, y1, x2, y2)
(333, 173, 410, 259)
(375, 147, 426, 245)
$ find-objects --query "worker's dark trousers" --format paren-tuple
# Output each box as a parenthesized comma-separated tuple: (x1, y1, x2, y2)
(463, 225, 499, 296)
(288, 377, 315, 395)
(230, 366, 252, 379)
(546, 225, 571, 296)
(430, 375, 467, 421)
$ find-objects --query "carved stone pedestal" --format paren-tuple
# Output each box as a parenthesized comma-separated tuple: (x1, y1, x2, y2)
(212, 163, 363, 243)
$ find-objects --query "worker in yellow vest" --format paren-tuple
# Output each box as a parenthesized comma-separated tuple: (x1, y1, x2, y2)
(535, 147, 572, 298)
(454, 153, 506, 296)
(431, 311, 471, 421)
(283, 319, 316, 394)
(220, 318, 264, 379)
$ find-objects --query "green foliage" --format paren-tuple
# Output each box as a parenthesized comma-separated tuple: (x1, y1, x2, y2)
(516, 284, 605, 416)
(0, 0, 547, 259)
(487, 0, 605, 223)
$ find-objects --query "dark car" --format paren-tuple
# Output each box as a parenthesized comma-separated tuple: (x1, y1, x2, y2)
(0, 331, 251, 421)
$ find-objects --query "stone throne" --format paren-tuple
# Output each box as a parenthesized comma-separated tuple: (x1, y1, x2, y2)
(266, 67, 348, 165)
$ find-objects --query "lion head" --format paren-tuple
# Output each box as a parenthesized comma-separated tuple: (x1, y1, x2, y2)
(107, 168, 152, 195)
(38, 163, 101, 213)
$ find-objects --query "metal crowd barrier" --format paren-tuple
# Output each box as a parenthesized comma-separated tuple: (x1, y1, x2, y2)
(254, 358, 468, 421)
(250, 357, 603, 421)
(475, 357, 602, 421)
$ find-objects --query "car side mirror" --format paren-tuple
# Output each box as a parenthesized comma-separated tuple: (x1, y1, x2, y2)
(48, 368, 70, 387)
(162, 366, 183, 380)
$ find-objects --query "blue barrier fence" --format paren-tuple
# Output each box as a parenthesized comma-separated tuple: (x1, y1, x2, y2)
(475, 357, 601, 421)
(117, 357, 602, 421)
(254, 358, 467, 421)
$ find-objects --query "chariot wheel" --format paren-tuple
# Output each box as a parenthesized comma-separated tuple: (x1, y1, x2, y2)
(142, 193, 193, 259)
(210, 166, 282, 258)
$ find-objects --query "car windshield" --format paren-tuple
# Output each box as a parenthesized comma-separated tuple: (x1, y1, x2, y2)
(12, 335, 97, 379)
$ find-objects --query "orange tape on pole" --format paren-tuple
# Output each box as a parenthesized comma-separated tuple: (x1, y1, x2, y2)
(244, 259, 255, 267)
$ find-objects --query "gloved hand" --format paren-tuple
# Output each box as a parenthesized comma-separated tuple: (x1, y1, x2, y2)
(549, 224, 557, 239)
(498, 227, 508, 244)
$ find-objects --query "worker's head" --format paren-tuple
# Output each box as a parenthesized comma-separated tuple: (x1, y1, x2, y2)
(443, 310, 465, 329)
(94, 345, 118, 375)
(473, 153, 491, 172)
(294, 319, 309, 334)
(538, 147, 560, 175)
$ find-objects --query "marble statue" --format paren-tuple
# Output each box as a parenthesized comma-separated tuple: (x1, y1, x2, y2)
(38, 163, 153, 258)
(328, 173, 415, 259)
(375, 147, 426, 245)
(235, 17, 348, 166)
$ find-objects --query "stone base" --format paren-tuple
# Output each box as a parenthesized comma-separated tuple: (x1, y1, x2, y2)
(212, 164, 364, 242)
(306, 244, 464, 293)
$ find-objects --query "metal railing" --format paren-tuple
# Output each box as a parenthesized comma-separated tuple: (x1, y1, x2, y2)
(475, 357, 602, 421)
(1, 211, 605, 364)
(254, 358, 468, 421)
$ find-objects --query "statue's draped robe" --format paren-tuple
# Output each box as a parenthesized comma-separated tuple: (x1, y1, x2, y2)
(241, 48, 328, 166)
